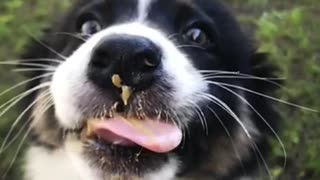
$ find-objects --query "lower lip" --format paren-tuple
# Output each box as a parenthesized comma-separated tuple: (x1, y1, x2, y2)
(95, 128, 137, 146)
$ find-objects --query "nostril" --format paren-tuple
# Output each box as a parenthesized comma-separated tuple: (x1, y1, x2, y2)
(144, 56, 159, 68)
(90, 49, 111, 69)
(144, 58, 157, 67)
(134, 49, 161, 72)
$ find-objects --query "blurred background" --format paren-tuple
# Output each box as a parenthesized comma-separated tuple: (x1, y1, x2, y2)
(0, 0, 319, 179)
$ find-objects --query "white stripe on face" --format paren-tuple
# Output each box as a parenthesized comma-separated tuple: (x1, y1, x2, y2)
(137, 0, 154, 21)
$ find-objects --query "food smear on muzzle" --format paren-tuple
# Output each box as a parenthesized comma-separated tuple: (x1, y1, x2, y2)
(85, 117, 183, 153)
(111, 74, 122, 88)
(112, 74, 132, 106)
(121, 86, 132, 106)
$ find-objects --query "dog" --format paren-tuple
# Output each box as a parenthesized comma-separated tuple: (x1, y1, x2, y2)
(20, 0, 280, 179)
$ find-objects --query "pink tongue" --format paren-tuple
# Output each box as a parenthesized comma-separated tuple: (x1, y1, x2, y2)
(90, 117, 182, 153)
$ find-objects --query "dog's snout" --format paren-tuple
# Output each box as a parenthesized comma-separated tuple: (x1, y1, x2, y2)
(88, 34, 162, 91)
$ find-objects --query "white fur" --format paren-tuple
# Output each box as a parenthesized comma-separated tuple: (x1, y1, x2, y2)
(145, 157, 180, 180)
(238, 91, 260, 137)
(24, 146, 100, 180)
(25, 137, 179, 180)
(137, 0, 154, 22)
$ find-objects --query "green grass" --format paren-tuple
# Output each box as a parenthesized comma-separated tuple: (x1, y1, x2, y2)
(0, 0, 320, 179)
(0, 1, 71, 179)
(228, 0, 320, 179)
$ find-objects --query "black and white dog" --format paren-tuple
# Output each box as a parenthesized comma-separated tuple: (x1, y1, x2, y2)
(21, 0, 279, 179)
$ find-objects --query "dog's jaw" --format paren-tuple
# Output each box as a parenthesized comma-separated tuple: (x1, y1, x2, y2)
(25, 138, 179, 180)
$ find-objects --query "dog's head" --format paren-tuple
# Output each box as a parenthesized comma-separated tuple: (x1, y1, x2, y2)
(24, 0, 278, 179)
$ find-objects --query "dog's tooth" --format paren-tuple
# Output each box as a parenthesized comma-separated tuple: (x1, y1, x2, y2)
(112, 74, 122, 88)
(122, 86, 132, 106)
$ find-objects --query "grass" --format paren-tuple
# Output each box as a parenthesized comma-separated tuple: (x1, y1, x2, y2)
(228, 0, 320, 179)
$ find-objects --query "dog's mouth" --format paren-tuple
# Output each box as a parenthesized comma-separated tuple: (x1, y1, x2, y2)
(77, 74, 183, 153)
(59, 73, 185, 175)
(71, 115, 182, 175)
(81, 116, 183, 153)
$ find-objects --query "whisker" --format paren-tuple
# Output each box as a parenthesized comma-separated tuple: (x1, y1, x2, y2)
(0, 115, 29, 153)
(0, 91, 51, 152)
(55, 32, 87, 42)
(209, 81, 287, 169)
(0, 95, 25, 111)
(170, 112, 182, 131)
(188, 100, 208, 135)
(25, 30, 67, 60)
(12, 68, 56, 72)
(200, 70, 285, 80)
(203, 75, 284, 88)
(163, 110, 180, 134)
(0, 58, 63, 64)
(210, 82, 318, 112)
(0, 73, 53, 98)
(0, 82, 51, 119)
(1, 95, 54, 178)
(196, 93, 252, 139)
(251, 141, 273, 179)
(176, 44, 206, 50)
(171, 111, 188, 148)
(0, 100, 54, 153)
(201, 94, 272, 178)
(194, 105, 206, 133)
(1, 126, 32, 179)
(200, 70, 240, 74)
(0, 62, 56, 69)
(206, 106, 247, 175)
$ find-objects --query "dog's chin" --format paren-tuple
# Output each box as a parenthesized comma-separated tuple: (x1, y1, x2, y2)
(63, 111, 181, 177)
(65, 126, 171, 177)
(82, 137, 169, 176)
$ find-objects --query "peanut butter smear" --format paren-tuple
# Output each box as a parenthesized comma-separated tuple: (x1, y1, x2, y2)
(111, 74, 132, 106)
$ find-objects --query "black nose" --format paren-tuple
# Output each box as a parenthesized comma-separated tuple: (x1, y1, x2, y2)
(87, 34, 162, 91)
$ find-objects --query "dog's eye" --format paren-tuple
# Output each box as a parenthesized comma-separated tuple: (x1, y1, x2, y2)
(81, 20, 102, 35)
(184, 28, 209, 46)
